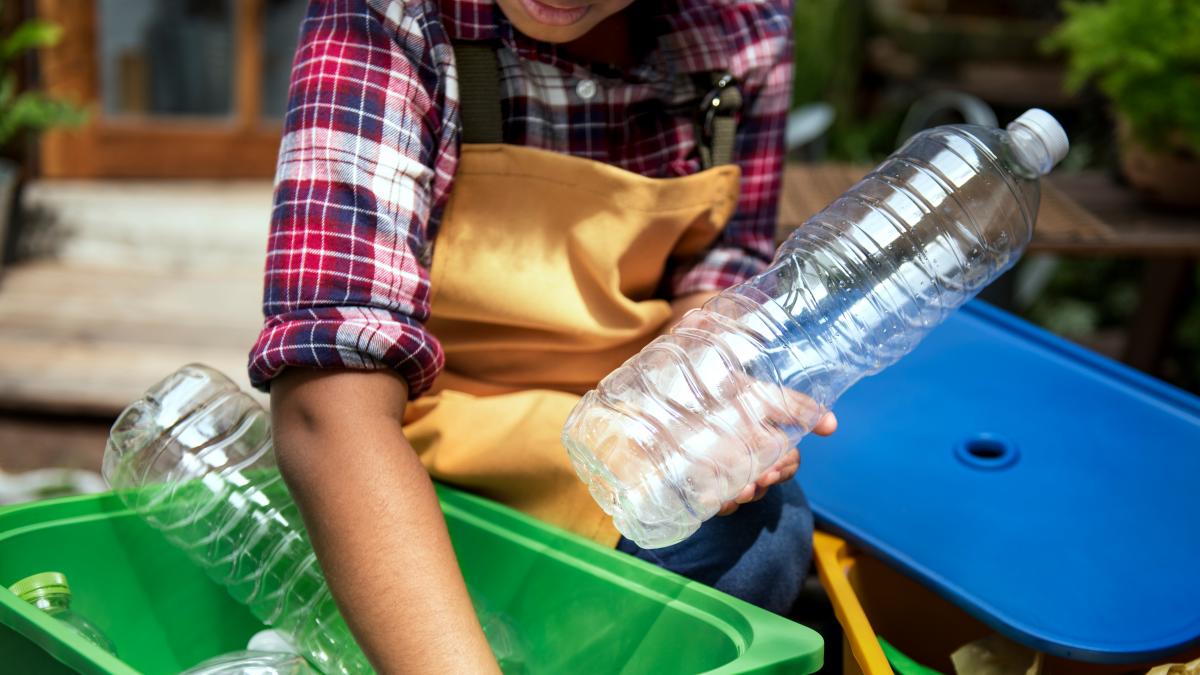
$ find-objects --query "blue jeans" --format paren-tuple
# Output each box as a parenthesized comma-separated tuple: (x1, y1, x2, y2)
(615, 479, 814, 615)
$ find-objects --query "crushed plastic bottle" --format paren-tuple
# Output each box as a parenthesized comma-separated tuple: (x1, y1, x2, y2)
(563, 109, 1070, 549)
(103, 364, 527, 674)
(8, 571, 117, 655)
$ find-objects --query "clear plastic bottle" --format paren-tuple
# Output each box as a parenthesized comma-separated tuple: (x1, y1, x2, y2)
(102, 365, 367, 674)
(182, 650, 316, 675)
(562, 109, 1070, 549)
(102, 365, 525, 674)
(8, 571, 117, 655)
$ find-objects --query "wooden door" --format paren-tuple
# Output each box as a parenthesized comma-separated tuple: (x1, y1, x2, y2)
(36, 0, 306, 178)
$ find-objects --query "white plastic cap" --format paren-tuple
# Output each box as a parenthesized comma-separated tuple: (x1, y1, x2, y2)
(1012, 108, 1069, 169)
(247, 628, 299, 654)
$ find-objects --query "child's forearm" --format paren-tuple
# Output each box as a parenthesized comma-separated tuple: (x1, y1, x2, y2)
(271, 368, 499, 675)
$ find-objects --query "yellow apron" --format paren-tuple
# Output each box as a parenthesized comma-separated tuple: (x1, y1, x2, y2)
(403, 50, 742, 546)
(404, 143, 740, 546)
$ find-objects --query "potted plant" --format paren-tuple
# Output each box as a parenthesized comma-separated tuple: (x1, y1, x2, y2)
(0, 14, 85, 268)
(1048, 0, 1200, 209)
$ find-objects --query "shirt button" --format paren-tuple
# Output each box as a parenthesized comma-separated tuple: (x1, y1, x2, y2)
(575, 78, 597, 100)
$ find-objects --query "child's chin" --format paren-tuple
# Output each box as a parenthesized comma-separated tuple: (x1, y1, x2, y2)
(509, 17, 597, 44)
(498, 0, 598, 44)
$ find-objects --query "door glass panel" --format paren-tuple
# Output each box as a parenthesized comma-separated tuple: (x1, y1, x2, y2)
(262, 0, 308, 119)
(97, 0, 235, 117)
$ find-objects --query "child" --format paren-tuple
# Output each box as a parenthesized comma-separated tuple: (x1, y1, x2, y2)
(250, 0, 837, 670)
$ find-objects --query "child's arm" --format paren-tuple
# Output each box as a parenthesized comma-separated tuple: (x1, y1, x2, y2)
(271, 367, 500, 674)
(246, 3, 497, 669)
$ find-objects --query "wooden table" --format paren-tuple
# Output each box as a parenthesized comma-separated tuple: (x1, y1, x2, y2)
(778, 164, 1200, 374)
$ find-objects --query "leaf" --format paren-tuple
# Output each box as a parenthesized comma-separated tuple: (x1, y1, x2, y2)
(0, 92, 87, 146)
(1046, 0, 1200, 153)
(0, 19, 63, 63)
(0, 74, 15, 108)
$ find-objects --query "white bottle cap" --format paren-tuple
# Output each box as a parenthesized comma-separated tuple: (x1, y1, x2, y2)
(1013, 109, 1069, 168)
(247, 628, 299, 654)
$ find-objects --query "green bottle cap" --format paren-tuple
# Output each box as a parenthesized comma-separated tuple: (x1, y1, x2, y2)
(8, 572, 71, 602)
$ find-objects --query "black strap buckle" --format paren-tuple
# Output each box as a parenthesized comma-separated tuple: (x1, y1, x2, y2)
(699, 72, 741, 143)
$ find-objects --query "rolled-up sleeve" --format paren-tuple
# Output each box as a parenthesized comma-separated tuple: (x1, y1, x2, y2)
(248, 0, 456, 397)
(671, 2, 793, 297)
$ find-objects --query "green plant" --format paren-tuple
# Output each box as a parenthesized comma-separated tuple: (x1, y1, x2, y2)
(792, 0, 908, 163)
(792, 0, 863, 108)
(1047, 0, 1200, 154)
(0, 16, 85, 149)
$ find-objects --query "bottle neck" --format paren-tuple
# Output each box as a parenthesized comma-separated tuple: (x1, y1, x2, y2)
(28, 593, 71, 612)
(1007, 121, 1055, 177)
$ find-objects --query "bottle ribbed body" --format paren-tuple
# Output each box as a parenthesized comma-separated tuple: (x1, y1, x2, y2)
(102, 365, 369, 675)
(564, 120, 1053, 549)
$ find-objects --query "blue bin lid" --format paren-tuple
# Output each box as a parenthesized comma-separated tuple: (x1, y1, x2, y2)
(798, 301, 1200, 663)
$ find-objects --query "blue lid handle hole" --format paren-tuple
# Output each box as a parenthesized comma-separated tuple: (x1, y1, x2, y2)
(967, 438, 1006, 459)
(955, 435, 1019, 470)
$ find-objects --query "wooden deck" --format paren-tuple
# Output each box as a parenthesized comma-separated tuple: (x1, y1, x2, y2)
(0, 181, 271, 416)
(0, 260, 264, 414)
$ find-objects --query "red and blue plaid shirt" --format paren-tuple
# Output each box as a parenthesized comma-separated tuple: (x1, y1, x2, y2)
(249, 0, 794, 396)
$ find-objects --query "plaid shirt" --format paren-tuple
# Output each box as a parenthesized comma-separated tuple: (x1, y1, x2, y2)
(249, 0, 794, 396)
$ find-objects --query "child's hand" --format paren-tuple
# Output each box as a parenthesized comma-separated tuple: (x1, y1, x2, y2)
(717, 411, 837, 516)
(664, 291, 840, 517)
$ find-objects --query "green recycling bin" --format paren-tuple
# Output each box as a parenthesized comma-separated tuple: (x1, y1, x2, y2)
(0, 485, 822, 674)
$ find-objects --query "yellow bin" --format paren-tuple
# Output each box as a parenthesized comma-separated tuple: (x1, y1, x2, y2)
(812, 531, 1200, 675)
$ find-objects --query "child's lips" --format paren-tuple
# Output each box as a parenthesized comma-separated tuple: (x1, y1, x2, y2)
(518, 0, 590, 26)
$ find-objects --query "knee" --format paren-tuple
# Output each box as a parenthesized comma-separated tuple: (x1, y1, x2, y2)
(616, 481, 815, 615)
(712, 484, 814, 614)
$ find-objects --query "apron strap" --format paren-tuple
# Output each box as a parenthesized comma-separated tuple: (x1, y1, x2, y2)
(454, 43, 504, 144)
(451, 42, 740, 167)
(696, 72, 742, 169)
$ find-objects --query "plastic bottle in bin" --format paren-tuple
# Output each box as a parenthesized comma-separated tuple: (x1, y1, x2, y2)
(102, 364, 525, 674)
(8, 571, 117, 655)
(562, 109, 1069, 549)
(182, 650, 316, 675)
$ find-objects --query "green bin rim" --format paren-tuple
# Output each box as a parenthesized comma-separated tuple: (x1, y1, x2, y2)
(0, 487, 822, 674)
